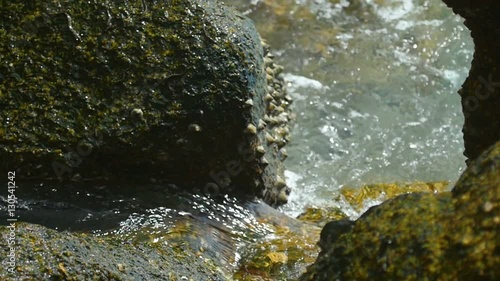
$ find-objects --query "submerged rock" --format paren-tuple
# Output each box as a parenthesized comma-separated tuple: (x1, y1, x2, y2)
(300, 141, 500, 281)
(340, 181, 449, 212)
(234, 202, 323, 281)
(234, 223, 320, 281)
(0, 0, 292, 205)
(296, 207, 348, 227)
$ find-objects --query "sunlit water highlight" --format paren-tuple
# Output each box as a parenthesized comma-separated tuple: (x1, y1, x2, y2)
(223, 0, 474, 218)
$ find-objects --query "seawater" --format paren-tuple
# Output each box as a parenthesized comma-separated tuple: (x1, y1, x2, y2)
(223, 0, 474, 218)
(0, 1, 475, 277)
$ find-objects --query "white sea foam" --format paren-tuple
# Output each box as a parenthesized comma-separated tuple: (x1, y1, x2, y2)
(283, 73, 329, 91)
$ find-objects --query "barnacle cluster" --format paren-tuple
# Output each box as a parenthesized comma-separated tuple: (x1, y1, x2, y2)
(240, 39, 293, 206)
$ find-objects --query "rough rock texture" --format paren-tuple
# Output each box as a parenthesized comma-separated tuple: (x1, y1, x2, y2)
(441, 0, 500, 163)
(301, 192, 455, 281)
(0, 222, 228, 280)
(449, 141, 500, 280)
(0, 0, 292, 205)
(300, 141, 500, 281)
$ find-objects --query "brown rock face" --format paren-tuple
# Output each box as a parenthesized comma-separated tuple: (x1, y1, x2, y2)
(441, 0, 500, 163)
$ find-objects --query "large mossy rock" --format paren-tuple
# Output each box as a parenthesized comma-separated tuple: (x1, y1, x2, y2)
(441, 0, 500, 163)
(300, 141, 500, 281)
(0, 0, 292, 205)
(0, 222, 228, 280)
(449, 140, 500, 279)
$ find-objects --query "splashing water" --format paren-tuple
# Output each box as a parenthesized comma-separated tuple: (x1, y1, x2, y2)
(223, 0, 473, 218)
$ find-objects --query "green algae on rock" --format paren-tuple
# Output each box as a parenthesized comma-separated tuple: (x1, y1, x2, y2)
(301, 192, 454, 281)
(300, 141, 500, 281)
(296, 207, 348, 227)
(0, 0, 292, 205)
(447, 141, 500, 280)
(0, 222, 228, 281)
(340, 181, 449, 212)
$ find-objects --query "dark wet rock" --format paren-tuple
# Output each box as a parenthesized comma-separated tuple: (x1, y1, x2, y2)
(300, 141, 500, 281)
(441, 0, 500, 163)
(0, 0, 292, 205)
(317, 219, 353, 252)
(0, 222, 228, 281)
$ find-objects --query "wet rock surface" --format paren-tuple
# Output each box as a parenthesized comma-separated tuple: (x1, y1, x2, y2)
(0, 0, 292, 205)
(0, 186, 319, 281)
(300, 141, 499, 281)
(0, 222, 228, 281)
